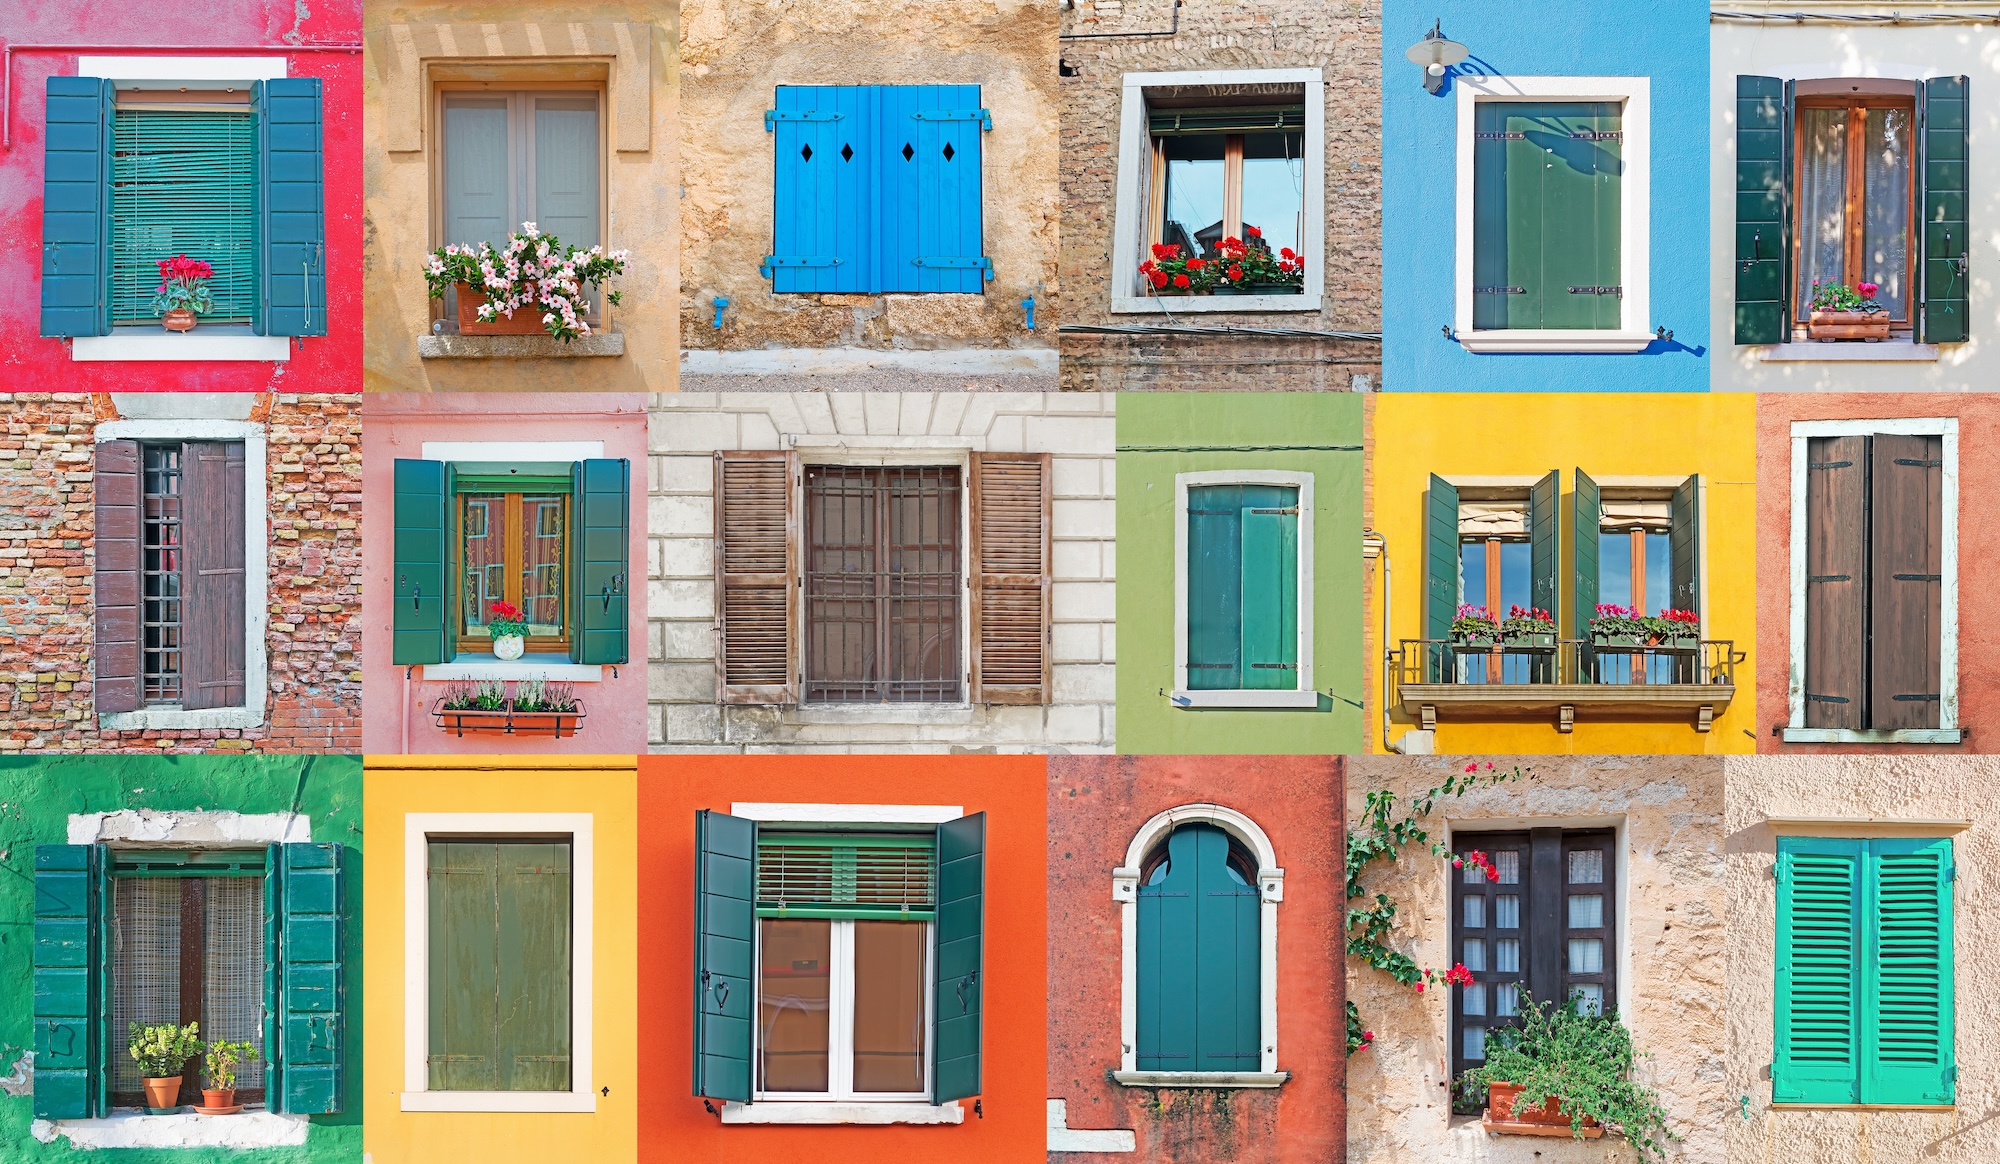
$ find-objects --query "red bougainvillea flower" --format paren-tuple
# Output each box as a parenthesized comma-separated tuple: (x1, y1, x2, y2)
(1444, 963, 1475, 988)
(1453, 856, 1464, 868)
(1487, 866, 1500, 882)
(1172, 274, 1190, 289)
(1464, 762, 1478, 773)
(1415, 982, 1425, 993)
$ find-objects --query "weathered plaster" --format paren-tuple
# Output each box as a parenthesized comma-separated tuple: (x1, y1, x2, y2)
(68, 808, 312, 845)
(35, 1110, 311, 1150)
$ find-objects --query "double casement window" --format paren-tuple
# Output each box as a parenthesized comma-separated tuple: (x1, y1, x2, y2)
(693, 809, 986, 1111)
(1135, 823, 1260, 1072)
(33, 843, 346, 1119)
(714, 452, 1052, 707)
(1172, 471, 1315, 709)
(1735, 76, 1969, 345)
(1774, 836, 1954, 1106)
(391, 457, 631, 666)
(1451, 829, 1616, 1083)
(764, 84, 992, 293)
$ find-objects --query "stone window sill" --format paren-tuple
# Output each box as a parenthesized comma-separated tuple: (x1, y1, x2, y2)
(1759, 342, 1939, 362)
(786, 702, 977, 725)
(1171, 689, 1319, 709)
(1781, 727, 1965, 745)
(1454, 330, 1656, 354)
(718, 1100, 964, 1125)
(100, 706, 262, 731)
(1111, 294, 1321, 315)
(73, 329, 291, 362)
(417, 333, 625, 359)
(422, 655, 604, 682)
(34, 1110, 310, 1150)
(1111, 1070, 1289, 1089)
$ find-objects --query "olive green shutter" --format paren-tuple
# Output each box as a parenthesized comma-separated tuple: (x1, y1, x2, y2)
(1670, 475, 1700, 617)
(1572, 469, 1601, 640)
(266, 842, 344, 1114)
(34, 844, 107, 1119)
(1137, 824, 1259, 1072)
(693, 811, 754, 1104)
(571, 458, 630, 665)
(393, 459, 451, 665)
(1528, 470, 1559, 616)
(1862, 837, 1954, 1105)
(933, 812, 985, 1104)
(1240, 496, 1298, 692)
(1804, 437, 1867, 729)
(1425, 474, 1459, 650)
(1918, 77, 1969, 344)
(1186, 487, 1244, 690)
(1735, 76, 1790, 344)
(254, 78, 327, 337)
(41, 76, 114, 337)
(428, 840, 573, 1093)
(1774, 836, 1863, 1104)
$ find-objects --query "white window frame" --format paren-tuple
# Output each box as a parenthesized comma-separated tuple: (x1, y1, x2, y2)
(1172, 469, 1316, 708)
(400, 812, 596, 1113)
(1783, 418, 1961, 744)
(1110, 803, 1286, 1088)
(1453, 76, 1653, 353)
(749, 918, 934, 1104)
(93, 419, 268, 730)
(1109, 68, 1325, 315)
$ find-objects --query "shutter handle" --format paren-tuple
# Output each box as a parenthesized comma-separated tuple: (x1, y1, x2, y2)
(402, 576, 421, 610)
(955, 970, 979, 1014)
(713, 978, 730, 1009)
(1740, 229, 1761, 271)
(603, 573, 624, 612)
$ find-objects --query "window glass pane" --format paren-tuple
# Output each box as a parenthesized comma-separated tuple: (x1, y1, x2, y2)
(112, 877, 182, 1096)
(1462, 982, 1485, 1016)
(1496, 985, 1518, 1017)
(852, 921, 926, 1093)
(1497, 540, 1531, 612)
(1494, 894, 1520, 929)
(461, 494, 506, 641)
(1458, 540, 1485, 609)
(1463, 895, 1484, 928)
(1568, 849, 1604, 884)
(1161, 134, 1225, 258)
(1494, 851, 1520, 885)
(1571, 983, 1604, 1016)
(1568, 937, 1604, 974)
(534, 97, 599, 246)
(758, 918, 832, 1093)
(444, 96, 511, 249)
(1862, 106, 1911, 318)
(1644, 530, 1670, 614)
(1240, 131, 1305, 257)
(111, 109, 258, 323)
(1464, 1025, 1486, 1061)
(1568, 893, 1604, 928)
(1461, 938, 1485, 972)
(1598, 530, 1633, 610)
(1797, 106, 1848, 316)
(1471, 100, 1622, 331)
(1495, 937, 1520, 974)
(517, 494, 566, 635)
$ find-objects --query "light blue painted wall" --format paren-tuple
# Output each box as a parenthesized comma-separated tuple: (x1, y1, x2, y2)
(1381, 0, 1711, 391)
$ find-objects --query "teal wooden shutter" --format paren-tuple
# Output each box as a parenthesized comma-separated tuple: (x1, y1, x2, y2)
(908, 85, 990, 292)
(1862, 837, 1954, 1105)
(1240, 499, 1298, 691)
(34, 844, 107, 1119)
(40, 76, 114, 338)
(1774, 836, 1863, 1103)
(1186, 486, 1243, 690)
(267, 842, 344, 1115)
(254, 78, 326, 336)
(1670, 475, 1700, 616)
(1137, 824, 1259, 1072)
(933, 812, 984, 1104)
(1918, 77, 1969, 344)
(570, 458, 630, 664)
(1472, 101, 1621, 330)
(1529, 470, 1559, 616)
(1735, 76, 1790, 344)
(1572, 469, 1601, 638)
(393, 459, 450, 665)
(1425, 474, 1459, 655)
(694, 811, 754, 1103)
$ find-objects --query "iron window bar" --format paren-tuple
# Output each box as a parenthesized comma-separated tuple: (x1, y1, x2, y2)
(141, 444, 183, 706)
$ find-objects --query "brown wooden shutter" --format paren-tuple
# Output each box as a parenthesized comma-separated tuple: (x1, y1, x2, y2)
(1804, 436, 1866, 730)
(181, 441, 247, 711)
(1869, 434, 1944, 730)
(93, 440, 143, 713)
(714, 450, 798, 704)
(968, 452, 1052, 705)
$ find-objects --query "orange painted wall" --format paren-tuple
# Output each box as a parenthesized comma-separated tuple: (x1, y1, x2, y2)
(636, 754, 1049, 1162)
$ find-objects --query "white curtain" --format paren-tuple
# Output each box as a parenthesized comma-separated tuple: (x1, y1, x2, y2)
(1796, 108, 1848, 314)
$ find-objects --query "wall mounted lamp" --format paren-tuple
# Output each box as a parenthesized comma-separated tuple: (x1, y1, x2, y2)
(1404, 20, 1468, 94)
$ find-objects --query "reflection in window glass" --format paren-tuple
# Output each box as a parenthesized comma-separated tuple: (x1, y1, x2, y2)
(759, 919, 832, 1093)
(1240, 132, 1305, 257)
(1161, 135, 1225, 259)
(851, 922, 926, 1093)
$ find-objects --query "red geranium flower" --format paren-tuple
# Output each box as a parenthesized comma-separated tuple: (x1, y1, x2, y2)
(1226, 264, 1244, 281)
(1172, 273, 1190, 289)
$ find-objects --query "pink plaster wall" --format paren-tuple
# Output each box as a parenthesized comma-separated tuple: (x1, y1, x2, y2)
(359, 393, 651, 754)
(1756, 393, 2000, 752)
(0, 1, 363, 391)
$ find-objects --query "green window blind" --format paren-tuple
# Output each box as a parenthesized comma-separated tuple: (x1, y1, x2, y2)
(1472, 101, 1622, 331)
(755, 833, 937, 920)
(1136, 823, 1260, 1072)
(1187, 484, 1299, 691)
(111, 109, 257, 323)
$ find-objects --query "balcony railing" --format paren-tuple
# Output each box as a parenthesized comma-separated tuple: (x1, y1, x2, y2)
(1391, 639, 1741, 733)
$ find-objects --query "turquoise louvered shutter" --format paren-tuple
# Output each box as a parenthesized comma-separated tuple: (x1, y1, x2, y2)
(255, 78, 327, 337)
(571, 458, 630, 664)
(1528, 470, 1558, 617)
(1240, 492, 1299, 691)
(907, 84, 989, 292)
(34, 844, 107, 1119)
(1670, 475, 1700, 617)
(1862, 837, 1954, 1105)
(1734, 76, 1790, 344)
(1425, 474, 1459, 649)
(933, 812, 984, 1104)
(40, 76, 114, 338)
(267, 842, 345, 1115)
(1571, 469, 1601, 639)
(393, 459, 451, 665)
(1774, 836, 1863, 1104)
(1919, 77, 1969, 344)
(694, 811, 754, 1103)
(1137, 824, 1259, 1072)
(1186, 486, 1244, 690)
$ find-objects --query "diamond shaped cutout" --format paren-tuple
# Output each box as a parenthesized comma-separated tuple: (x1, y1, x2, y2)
(902, 142, 915, 161)
(800, 144, 812, 162)
(841, 143, 854, 162)
(942, 142, 956, 162)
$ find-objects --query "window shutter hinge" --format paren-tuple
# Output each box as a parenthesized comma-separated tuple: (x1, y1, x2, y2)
(1948, 866, 1958, 883)
(762, 255, 842, 278)
(766, 109, 844, 130)
(912, 256, 995, 281)
(911, 108, 993, 131)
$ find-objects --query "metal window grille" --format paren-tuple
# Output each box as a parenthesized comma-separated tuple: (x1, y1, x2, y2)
(111, 109, 258, 324)
(804, 465, 963, 702)
(141, 445, 183, 704)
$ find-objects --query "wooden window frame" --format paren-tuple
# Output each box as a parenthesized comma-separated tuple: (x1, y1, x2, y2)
(453, 490, 572, 656)
(1790, 93, 1919, 332)
(750, 916, 935, 1104)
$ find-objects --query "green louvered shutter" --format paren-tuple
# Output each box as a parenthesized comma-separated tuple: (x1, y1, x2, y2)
(694, 811, 754, 1104)
(1774, 837, 1862, 1104)
(1919, 77, 1969, 344)
(110, 107, 257, 324)
(393, 459, 450, 665)
(1572, 469, 1601, 641)
(34, 844, 107, 1119)
(1240, 492, 1299, 692)
(1863, 838, 1954, 1105)
(40, 76, 114, 338)
(255, 78, 327, 336)
(933, 812, 984, 1104)
(1529, 470, 1559, 616)
(571, 458, 630, 664)
(1425, 474, 1459, 675)
(1186, 486, 1243, 690)
(1472, 101, 1622, 330)
(267, 842, 345, 1114)
(1137, 824, 1259, 1072)
(1735, 76, 1790, 344)
(1670, 475, 1701, 617)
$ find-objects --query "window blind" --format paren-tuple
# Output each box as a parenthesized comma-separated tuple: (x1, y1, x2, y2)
(755, 833, 937, 920)
(111, 109, 257, 323)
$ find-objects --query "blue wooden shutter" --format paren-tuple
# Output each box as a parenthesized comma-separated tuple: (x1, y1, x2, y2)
(1734, 76, 1790, 344)
(392, 459, 450, 665)
(1424, 474, 1458, 652)
(694, 810, 755, 1103)
(40, 76, 114, 338)
(570, 458, 630, 664)
(1670, 475, 1700, 616)
(1918, 77, 1969, 344)
(1529, 470, 1559, 617)
(1186, 486, 1243, 690)
(907, 85, 990, 292)
(1774, 836, 1863, 1104)
(254, 78, 326, 336)
(1862, 837, 1954, 1105)
(34, 844, 107, 1119)
(933, 812, 984, 1104)
(1240, 494, 1299, 692)
(767, 85, 862, 292)
(1572, 469, 1601, 639)
(267, 842, 345, 1115)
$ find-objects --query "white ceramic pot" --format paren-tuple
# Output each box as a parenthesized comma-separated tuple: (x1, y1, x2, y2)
(493, 633, 525, 661)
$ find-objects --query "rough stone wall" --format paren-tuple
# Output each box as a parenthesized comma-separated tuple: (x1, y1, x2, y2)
(1345, 754, 1726, 1164)
(1725, 755, 2000, 1164)
(647, 392, 1115, 752)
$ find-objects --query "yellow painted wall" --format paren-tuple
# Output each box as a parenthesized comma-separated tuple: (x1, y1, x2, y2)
(363, 756, 638, 1163)
(1370, 394, 1758, 754)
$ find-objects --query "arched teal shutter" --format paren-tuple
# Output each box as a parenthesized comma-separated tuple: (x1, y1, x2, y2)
(40, 76, 115, 338)
(1919, 77, 1969, 344)
(266, 842, 345, 1115)
(392, 459, 451, 665)
(571, 458, 631, 665)
(254, 78, 327, 337)
(1734, 76, 1789, 344)
(34, 844, 108, 1119)
(1137, 824, 1259, 1072)
(933, 812, 985, 1103)
(694, 811, 754, 1103)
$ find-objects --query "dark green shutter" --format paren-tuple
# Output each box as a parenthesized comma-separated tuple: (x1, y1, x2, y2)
(1425, 474, 1459, 648)
(1775, 837, 1863, 1104)
(267, 842, 344, 1114)
(1919, 77, 1969, 344)
(1472, 101, 1621, 331)
(1186, 487, 1243, 690)
(933, 812, 984, 1104)
(570, 459, 630, 664)
(1240, 498, 1298, 692)
(1862, 837, 1954, 1105)
(1572, 469, 1600, 638)
(1529, 470, 1559, 616)
(1137, 824, 1259, 1072)
(693, 811, 754, 1104)
(40, 76, 114, 338)
(34, 844, 107, 1119)
(1670, 475, 1700, 616)
(1735, 76, 1790, 344)
(393, 459, 450, 665)
(254, 78, 327, 337)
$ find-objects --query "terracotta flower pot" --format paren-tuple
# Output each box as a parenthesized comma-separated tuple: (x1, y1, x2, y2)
(202, 1088, 236, 1109)
(1807, 309, 1890, 342)
(162, 309, 196, 333)
(142, 1075, 183, 1110)
(1486, 1081, 1598, 1130)
(455, 282, 548, 336)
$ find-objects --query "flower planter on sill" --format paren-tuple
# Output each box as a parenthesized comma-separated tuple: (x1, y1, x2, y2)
(431, 697, 587, 738)
(1502, 632, 1557, 649)
(163, 309, 197, 333)
(1483, 1082, 1603, 1139)
(454, 282, 548, 336)
(1593, 633, 1698, 650)
(1246, 282, 1302, 295)
(1807, 310, 1891, 342)
(1452, 635, 1498, 650)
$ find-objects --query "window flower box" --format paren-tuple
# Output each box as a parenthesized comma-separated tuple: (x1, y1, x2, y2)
(426, 224, 630, 342)
(431, 698, 587, 738)
(1451, 604, 1500, 649)
(1805, 281, 1891, 342)
(1500, 606, 1558, 649)
(1483, 1082, 1603, 1139)
(1138, 233, 1306, 299)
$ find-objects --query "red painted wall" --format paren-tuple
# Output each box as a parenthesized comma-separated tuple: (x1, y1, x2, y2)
(637, 754, 1049, 1162)
(0, 1, 362, 391)
(1047, 755, 1346, 1163)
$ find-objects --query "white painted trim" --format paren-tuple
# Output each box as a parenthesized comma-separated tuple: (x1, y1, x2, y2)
(419, 441, 604, 462)
(1172, 470, 1314, 701)
(34, 1111, 310, 1150)
(1109, 68, 1325, 311)
(1453, 76, 1651, 351)
(681, 348, 1058, 376)
(78, 56, 288, 84)
(72, 335, 292, 362)
(719, 1101, 963, 1125)
(1114, 804, 1283, 1078)
(401, 812, 596, 1114)
(1047, 1099, 1136, 1152)
(1760, 343, 1939, 362)
(1109, 1070, 1289, 1089)
(421, 659, 604, 683)
(93, 419, 267, 729)
(1786, 419, 1959, 732)
(68, 809, 311, 846)
(730, 803, 963, 824)
(789, 441, 980, 460)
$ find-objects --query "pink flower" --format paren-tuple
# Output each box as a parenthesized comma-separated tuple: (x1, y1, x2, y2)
(1858, 282, 1879, 298)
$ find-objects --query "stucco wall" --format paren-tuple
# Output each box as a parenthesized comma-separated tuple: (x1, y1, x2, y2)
(1725, 755, 2000, 1163)
(1345, 754, 1725, 1164)
(1046, 754, 1346, 1163)
(647, 391, 1115, 752)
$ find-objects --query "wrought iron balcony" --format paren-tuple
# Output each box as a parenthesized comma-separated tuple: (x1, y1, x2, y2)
(1391, 639, 1741, 733)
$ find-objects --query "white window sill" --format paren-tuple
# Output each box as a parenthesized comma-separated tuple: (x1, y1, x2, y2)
(1454, 330, 1656, 354)
(399, 1090, 596, 1113)
(719, 1100, 964, 1125)
(1171, 689, 1319, 709)
(34, 1110, 310, 1149)
(1111, 294, 1321, 315)
(73, 332, 291, 362)
(1111, 1070, 1290, 1089)
(422, 656, 604, 682)
(788, 702, 976, 725)
(1759, 342, 1940, 362)
(417, 333, 625, 359)
(1781, 727, 1965, 745)
(100, 706, 262, 731)
(1048, 1099, 1137, 1152)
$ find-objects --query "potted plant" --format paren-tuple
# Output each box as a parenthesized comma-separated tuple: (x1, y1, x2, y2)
(1805, 279, 1891, 341)
(435, 679, 508, 735)
(149, 254, 215, 333)
(198, 1039, 255, 1114)
(128, 1021, 201, 1113)
(1501, 605, 1558, 648)
(1137, 243, 1213, 296)
(1221, 227, 1307, 295)
(432, 679, 589, 737)
(1588, 604, 1652, 648)
(486, 601, 528, 660)
(1650, 608, 1699, 648)
(1451, 603, 1499, 648)
(510, 677, 586, 738)
(424, 223, 630, 342)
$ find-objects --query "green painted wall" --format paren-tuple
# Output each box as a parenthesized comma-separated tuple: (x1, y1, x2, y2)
(0, 755, 362, 1163)
(1116, 393, 1366, 754)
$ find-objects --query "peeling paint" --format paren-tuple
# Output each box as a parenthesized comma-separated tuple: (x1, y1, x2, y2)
(1, 1048, 31, 1097)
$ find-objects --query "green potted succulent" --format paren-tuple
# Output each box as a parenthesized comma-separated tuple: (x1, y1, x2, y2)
(128, 1021, 201, 1112)
(199, 1039, 256, 1113)
(1451, 603, 1500, 648)
(1500, 605, 1557, 648)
